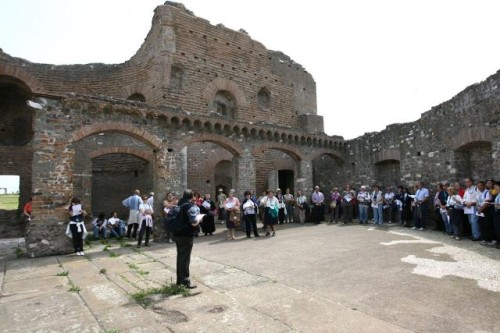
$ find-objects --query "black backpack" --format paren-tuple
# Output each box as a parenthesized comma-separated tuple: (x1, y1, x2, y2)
(164, 203, 189, 236)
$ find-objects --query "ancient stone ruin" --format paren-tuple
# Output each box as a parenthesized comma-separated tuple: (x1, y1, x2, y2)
(0, 2, 498, 256)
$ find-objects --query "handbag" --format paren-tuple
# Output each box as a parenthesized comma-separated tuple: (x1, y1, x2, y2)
(270, 205, 279, 218)
(231, 207, 241, 226)
(330, 201, 337, 209)
(232, 212, 240, 226)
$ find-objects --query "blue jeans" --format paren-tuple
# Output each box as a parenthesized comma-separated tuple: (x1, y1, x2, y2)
(285, 204, 294, 222)
(108, 226, 121, 238)
(373, 205, 383, 224)
(93, 226, 107, 239)
(441, 211, 453, 235)
(467, 213, 481, 239)
(413, 205, 428, 229)
(358, 204, 368, 223)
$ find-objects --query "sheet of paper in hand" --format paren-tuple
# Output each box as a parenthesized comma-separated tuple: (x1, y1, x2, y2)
(195, 214, 206, 224)
(72, 204, 82, 216)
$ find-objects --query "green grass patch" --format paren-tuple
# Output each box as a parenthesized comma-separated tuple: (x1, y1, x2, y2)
(0, 194, 19, 210)
(100, 239, 111, 246)
(69, 284, 81, 293)
(99, 268, 107, 274)
(119, 240, 132, 247)
(56, 271, 69, 276)
(102, 329, 120, 333)
(14, 247, 23, 258)
(128, 263, 139, 270)
(130, 284, 190, 307)
(108, 251, 119, 257)
(128, 263, 149, 276)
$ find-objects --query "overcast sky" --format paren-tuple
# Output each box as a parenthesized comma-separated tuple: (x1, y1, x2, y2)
(1, 1, 500, 140)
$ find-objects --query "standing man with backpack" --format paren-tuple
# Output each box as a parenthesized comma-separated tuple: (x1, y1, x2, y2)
(170, 189, 202, 289)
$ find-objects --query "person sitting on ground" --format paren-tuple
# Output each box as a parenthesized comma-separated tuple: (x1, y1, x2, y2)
(107, 211, 123, 238)
(92, 212, 108, 240)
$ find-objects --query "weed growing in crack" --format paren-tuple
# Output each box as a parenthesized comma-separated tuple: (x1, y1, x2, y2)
(69, 283, 81, 293)
(130, 284, 190, 307)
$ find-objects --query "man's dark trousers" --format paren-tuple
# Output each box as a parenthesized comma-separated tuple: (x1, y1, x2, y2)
(175, 236, 193, 285)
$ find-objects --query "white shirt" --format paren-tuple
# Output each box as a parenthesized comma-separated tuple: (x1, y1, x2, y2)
(297, 195, 307, 205)
(262, 196, 279, 208)
(107, 217, 120, 225)
(357, 191, 370, 203)
(139, 203, 154, 219)
(384, 192, 395, 203)
(463, 186, 477, 214)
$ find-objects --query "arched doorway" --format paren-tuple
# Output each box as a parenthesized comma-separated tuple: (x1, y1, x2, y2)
(91, 153, 152, 218)
(185, 141, 236, 197)
(214, 160, 233, 197)
(255, 149, 299, 194)
(0, 75, 33, 237)
(73, 131, 156, 219)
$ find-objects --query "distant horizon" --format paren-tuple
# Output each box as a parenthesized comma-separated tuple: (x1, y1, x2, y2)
(0, 176, 19, 194)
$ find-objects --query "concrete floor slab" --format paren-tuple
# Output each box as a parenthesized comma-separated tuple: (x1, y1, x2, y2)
(0, 222, 498, 332)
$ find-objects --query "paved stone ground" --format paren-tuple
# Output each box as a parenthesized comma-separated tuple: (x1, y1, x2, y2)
(0, 222, 499, 333)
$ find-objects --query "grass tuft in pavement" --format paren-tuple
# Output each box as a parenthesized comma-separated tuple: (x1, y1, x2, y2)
(130, 284, 190, 307)
(69, 283, 81, 293)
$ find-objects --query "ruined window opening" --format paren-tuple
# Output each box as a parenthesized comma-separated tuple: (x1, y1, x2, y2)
(128, 93, 146, 102)
(0, 77, 33, 146)
(170, 65, 184, 90)
(258, 87, 271, 111)
(212, 90, 237, 119)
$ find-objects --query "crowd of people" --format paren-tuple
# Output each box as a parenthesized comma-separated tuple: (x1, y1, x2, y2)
(64, 177, 500, 257)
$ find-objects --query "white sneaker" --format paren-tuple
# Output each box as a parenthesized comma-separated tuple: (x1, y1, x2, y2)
(419, 228, 424, 231)
(80, 251, 85, 256)
(411, 227, 417, 230)
(76, 252, 82, 256)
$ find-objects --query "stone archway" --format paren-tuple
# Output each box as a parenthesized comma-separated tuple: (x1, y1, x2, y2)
(0, 75, 34, 238)
(184, 141, 236, 196)
(72, 129, 158, 215)
(253, 147, 301, 195)
(91, 152, 153, 218)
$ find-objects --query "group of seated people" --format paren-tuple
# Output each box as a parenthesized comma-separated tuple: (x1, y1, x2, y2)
(91, 211, 127, 239)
